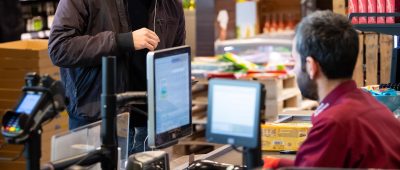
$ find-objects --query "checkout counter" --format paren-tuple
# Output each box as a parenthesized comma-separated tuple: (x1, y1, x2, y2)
(47, 106, 310, 170)
(171, 113, 310, 169)
(48, 114, 308, 170)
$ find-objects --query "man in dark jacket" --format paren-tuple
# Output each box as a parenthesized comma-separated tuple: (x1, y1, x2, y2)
(48, 0, 185, 154)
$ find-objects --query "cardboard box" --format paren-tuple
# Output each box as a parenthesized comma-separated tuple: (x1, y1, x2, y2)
(0, 40, 59, 105)
(349, 0, 359, 24)
(368, 0, 377, 23)
(261, 123, 312, 151)
(0, 40, 59, 81)
(378, 0, 386, 23)
(359, 0, 368, 24)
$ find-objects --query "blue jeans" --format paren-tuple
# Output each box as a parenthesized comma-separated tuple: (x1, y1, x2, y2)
(128, 126, 150, 155)
(69, 116, 97, 130)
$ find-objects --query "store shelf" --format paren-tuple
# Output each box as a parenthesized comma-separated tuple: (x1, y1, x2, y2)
(353, 24, 400, 36)
(21, 30, 50, 40)
(349, 13, 400, 35)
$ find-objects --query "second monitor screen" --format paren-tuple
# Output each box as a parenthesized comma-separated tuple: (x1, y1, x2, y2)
(155, 53, 190, 134)
(210, 85, 257, 138)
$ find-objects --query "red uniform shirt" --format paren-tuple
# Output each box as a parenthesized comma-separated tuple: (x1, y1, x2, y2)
(281, 80, 400, 168)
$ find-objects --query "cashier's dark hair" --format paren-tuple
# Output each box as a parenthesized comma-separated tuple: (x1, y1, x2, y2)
(295, 10, 359, 79)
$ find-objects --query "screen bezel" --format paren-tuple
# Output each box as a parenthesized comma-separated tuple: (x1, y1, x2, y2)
(147, 45, 192, 149)
(206, 79, 263, 148)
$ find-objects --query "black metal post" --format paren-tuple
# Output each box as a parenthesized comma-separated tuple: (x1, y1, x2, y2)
(243, 86, 265, 169)
(101, 56, 118, 170)
(24, 130, 41, 170)
(390, 47, 400, 83)
(242, 126, 263, 169)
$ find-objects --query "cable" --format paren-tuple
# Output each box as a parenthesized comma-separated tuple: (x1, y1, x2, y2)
(144, 135, 149, 152)
(153, 0, 158, 33)
(231, 145, 244, 153)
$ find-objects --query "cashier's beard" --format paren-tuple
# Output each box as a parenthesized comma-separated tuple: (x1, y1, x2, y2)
(297, 69, 319, 101)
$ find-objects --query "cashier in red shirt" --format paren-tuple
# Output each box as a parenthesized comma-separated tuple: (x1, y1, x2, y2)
(264, 10, 400, 169)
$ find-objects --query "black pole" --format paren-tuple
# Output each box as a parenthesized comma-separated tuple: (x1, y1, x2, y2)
(242, 128, 263, 169)
(25, 131, 41, 170)
(390, 48, 400, 83)
(242, 86, 265, 169)
(101, 56, 118, 170)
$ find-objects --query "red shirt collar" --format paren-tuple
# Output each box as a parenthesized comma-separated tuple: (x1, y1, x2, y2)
(320, 80, 358, 105)
(312, 80, 357, 118)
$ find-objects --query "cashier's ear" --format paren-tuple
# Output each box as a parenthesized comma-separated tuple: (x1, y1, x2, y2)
(305, 56, 319, 80)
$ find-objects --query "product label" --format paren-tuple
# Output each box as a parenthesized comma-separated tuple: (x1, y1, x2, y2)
(359, 0, 368, 24)
(350, 0, 359, 24)
(368, 0, 377, 23)
(377, 0, 386, 23)
(386, 0, 395, 23)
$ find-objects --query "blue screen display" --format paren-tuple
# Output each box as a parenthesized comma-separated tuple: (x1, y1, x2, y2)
(155, 53, 190, 134)
(16, 93, 42, 114)
(210, 85, 257, 138)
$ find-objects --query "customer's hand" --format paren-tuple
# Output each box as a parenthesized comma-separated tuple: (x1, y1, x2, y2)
(132, 28, 160, 51)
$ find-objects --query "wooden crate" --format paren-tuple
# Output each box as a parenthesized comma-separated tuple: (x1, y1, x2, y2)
(240, 75, 301, 119)
(265, 89, 302, 119)
(192, 75, 302, 120)
(353, 33, 393, 86)
(253, 74, 299, 100)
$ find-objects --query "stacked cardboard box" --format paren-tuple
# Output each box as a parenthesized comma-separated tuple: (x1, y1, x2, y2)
(0, 40, 59, 115)
(0, 40, 62, 169)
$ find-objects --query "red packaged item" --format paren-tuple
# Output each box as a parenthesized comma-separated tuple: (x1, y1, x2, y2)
(359, 0, 368, 24)
(368, 0, 377, 23)
(386, 0, 400, 23)
(377, 0, 386, 23)
(349, 0, 359, 24)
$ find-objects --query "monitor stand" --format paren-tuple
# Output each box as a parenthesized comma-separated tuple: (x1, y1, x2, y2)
(243, 147, 263, 169)
(242, 129, 263, 169)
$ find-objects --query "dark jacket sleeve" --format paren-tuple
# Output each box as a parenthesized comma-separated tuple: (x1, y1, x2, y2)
(48, 0, 124, 68)
(174, 2, 186, 46)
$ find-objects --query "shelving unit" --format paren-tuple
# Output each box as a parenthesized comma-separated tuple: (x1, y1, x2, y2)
(349, 13, 400, 84)
(19, 0, 58, 39)
(21, 30, 50, 40)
